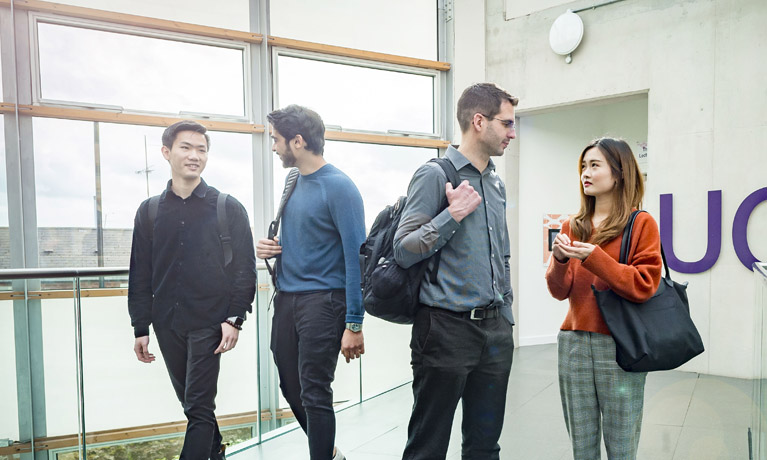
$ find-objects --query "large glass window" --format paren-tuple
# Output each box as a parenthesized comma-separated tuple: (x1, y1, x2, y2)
(33, 117, 96, 228)
(97, 123, 167, 230)
(33, 118, 98, 269)
(273, 141, 436, 230)
(49, 0, 250, 31)
(98, 124, 254, 230)
(197, 131, 254, 226)
(275, 54, 436, 135)
(270, 0, 437, 60)
(36, 21, 247, 118)
(34, 118, 254, 269)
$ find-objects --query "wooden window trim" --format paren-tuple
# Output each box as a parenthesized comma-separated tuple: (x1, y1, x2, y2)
(268, 36, 450, 72)
(0, 103, 265, 134)
(0, 0, 262, 43)
(0, 103, 449, 148)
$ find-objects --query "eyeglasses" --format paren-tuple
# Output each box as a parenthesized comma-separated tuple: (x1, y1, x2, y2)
(480, 114, 516, 130)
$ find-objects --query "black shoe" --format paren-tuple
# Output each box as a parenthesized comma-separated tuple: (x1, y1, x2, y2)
(210, 444, 226, 460)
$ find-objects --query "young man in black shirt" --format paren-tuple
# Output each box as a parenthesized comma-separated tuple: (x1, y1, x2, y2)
(128, 120, 256, 460)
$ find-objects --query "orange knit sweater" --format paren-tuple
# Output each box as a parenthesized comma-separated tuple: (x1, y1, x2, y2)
(545, 212, 663, 335)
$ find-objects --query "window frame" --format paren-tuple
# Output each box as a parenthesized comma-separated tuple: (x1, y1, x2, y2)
(271, 47, 443, 139)
(28, 12, 253, 122)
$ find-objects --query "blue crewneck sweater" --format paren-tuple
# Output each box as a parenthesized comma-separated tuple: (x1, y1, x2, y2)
(277, 163, 366, 323)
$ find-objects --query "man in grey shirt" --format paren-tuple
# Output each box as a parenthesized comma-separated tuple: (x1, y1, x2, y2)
(394, 83, 518, 460)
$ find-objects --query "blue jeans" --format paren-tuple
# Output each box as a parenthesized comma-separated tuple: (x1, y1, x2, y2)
(271, 290, 346, 460)
(154, 325, 223, 460)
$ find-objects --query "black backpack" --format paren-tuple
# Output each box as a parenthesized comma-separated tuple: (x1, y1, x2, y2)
(359, 158, 460, 324)
(147, 191, 233, 267)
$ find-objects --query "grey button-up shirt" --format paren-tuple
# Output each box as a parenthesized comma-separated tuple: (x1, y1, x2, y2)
(393, 146, 514, 324)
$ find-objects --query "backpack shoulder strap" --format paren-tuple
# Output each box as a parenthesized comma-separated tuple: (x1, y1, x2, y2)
(147, 195, 161, 240)
(431, 157, 461, 189)
(268, 167, 300, 240)
(425, 157, 461, 283)
(217, 192, 232, 267)
(266, 167, 300, 285)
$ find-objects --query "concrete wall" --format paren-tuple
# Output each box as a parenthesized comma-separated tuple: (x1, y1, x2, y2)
(517, 96, 648, 346)
(486, 0, 767, 378)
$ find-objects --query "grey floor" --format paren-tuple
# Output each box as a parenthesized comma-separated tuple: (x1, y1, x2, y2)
(230, 344, 754, 460)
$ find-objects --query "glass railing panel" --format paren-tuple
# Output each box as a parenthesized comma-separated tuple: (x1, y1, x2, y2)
(753, 262, 767, 460)
(40, 291, 81, 440)
(362, 317, 413, 399)
(39, 290, 259, 460)
(217, 308, 260, 446)
(0, 298, 19, 459)
(3, 266, 414, 457)
(79, 295, 179, 432)
(332, 350, 362, 410)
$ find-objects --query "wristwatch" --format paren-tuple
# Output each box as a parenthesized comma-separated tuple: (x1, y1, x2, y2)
(345, 322, 362, 333)
(226, 316, 244, 330)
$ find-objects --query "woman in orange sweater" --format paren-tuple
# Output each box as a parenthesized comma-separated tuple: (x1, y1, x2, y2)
(545, 138, 662, 460)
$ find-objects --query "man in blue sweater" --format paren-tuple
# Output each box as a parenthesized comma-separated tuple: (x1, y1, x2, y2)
(256, 105, 366, 460)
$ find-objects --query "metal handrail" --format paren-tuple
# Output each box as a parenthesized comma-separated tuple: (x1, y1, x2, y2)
(0, 267, 129, 280)
(2, 266, 130, 460)
(0, 264, 271, 281)
(755, 262, 767, 280)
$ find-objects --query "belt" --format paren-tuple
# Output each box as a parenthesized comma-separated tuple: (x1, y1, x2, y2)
(424, 305, 500, 321)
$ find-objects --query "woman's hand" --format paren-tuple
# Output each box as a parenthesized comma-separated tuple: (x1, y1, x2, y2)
(556, 240, 596, 261)
(551, 232, 572, 262)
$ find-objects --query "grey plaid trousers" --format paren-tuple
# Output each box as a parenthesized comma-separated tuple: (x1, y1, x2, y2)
(558, 330, 647, 460)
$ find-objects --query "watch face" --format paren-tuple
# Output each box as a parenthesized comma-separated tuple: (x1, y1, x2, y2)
(346, 323, 362, 332)
(234, 317, 244, 326)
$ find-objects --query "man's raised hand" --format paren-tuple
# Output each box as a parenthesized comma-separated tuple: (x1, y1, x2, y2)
(446, 180, 481, 223)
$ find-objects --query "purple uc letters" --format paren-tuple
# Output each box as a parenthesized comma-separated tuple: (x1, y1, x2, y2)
(660, 188, 767, 273)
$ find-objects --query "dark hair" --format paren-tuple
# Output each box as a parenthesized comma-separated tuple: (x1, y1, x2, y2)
(162, 120, 210, 150)
(456, 83, 519, 133)
(267, 104, 325, 155)
(571, 137, 645, 245)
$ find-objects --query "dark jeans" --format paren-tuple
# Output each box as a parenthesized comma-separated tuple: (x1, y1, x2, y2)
(403, 306, 515, 460)
(155, 325, 223, 460)
(271, 290, 346, 460)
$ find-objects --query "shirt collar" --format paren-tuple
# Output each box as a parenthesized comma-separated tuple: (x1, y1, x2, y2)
(445, 145, 496, 174)
(163, 178, 209, 199)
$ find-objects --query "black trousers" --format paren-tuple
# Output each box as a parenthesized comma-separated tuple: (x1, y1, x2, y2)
(403, 306, 515, 460)
(271, 290, 346, 460)
(155, 325, 223, 460)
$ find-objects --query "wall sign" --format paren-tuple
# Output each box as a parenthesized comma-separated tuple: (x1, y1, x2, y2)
(660, 187, 767, 272)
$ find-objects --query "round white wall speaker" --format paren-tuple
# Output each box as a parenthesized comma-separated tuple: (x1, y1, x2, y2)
(549, 10, 584, 56)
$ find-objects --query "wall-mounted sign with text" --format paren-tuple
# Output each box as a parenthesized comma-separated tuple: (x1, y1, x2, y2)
(661, 187, 767, 272)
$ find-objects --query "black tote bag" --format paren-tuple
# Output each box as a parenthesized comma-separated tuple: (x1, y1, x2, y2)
(593, 210, 705, 372)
